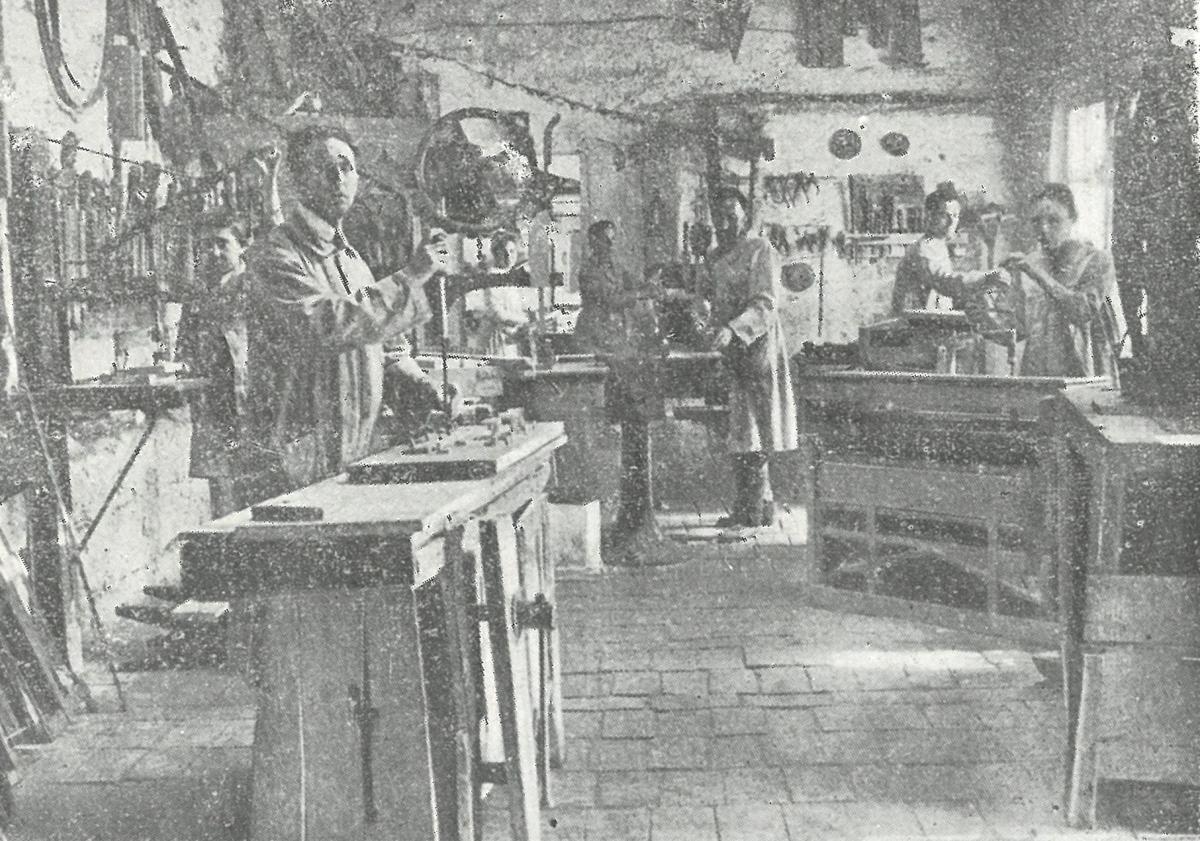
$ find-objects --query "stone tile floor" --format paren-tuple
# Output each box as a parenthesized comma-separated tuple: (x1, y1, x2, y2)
(4, 544, 1189, 840)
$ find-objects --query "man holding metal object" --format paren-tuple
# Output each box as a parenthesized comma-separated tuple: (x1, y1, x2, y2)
(892, 182, 1007, 315)
(242, 124, 451, 496)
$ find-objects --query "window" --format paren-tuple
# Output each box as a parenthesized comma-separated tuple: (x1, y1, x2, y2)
(1050, 101, 1114, 248)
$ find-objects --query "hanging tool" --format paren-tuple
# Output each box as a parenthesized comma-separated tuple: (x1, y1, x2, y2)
(816, 225, 829, 337)
(350, 606, 379, 823)
(438, 273, 452, 420)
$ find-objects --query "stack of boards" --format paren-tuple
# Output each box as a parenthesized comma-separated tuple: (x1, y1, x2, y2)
(0, 579, 70, 824)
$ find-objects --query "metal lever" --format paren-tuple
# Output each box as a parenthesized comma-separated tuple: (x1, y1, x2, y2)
(469, 593, 554, 631)
(348, 682, 379, 822)
(514, 593, 554, 631)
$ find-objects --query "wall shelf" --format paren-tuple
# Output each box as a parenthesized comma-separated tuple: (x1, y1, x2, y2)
(34, 376, 209, 415)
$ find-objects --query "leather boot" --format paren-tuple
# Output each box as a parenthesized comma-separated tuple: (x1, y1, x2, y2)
(716, 462, 751, 528)
(760, 500, 776, 527)
(742, 459, 767, 528)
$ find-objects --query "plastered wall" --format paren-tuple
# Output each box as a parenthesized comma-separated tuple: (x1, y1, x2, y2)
(760, 104, 1010, 347)
(5, 2, 224, 637)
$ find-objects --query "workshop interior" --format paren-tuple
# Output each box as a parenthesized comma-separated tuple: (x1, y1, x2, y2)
(0, 0, 1194, 839)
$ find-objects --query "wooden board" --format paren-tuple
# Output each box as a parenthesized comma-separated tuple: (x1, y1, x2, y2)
(820, 460, 1032, 524)
(480, 518, 541, 841)
(349, 424, 564, 484)
(179, 424, 567, 598)
(0, 580, 67, 726)
(414, 532, 478, 841)
(1084, 576, 1200, 647)
(248, 587, 437, 841)
(513, 495, 564, 805)
(440, 529, 483, 841)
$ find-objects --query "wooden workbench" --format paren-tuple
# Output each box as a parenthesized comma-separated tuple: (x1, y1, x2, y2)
(1044, 391, 1200, 830)
(509, 352, 748, 516)
(178, 422, 567, 841)
(798, 368, 1109, 641)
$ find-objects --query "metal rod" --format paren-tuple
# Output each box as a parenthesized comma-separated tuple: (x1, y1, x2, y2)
(78, 413, 158, 554)
(817, 227, 827, 337)
(438, 274, 451, 420)
(20, 388, 125, 711)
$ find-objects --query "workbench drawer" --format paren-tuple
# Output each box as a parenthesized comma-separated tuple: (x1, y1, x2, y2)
(819, 460, 1032, 524)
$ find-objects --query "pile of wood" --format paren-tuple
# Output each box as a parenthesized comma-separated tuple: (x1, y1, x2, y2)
(0, 576, 69, 826)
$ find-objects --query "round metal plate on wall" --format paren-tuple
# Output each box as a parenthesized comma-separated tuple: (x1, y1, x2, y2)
(829, 128, 862, 160)
(881, 131, 912, 157)
(781, 261, 816, 293)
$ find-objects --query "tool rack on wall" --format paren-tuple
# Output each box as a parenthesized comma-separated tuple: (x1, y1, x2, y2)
(5, 129, 218, 667)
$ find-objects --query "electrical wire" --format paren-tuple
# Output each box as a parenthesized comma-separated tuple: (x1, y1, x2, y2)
(381, 39, 644, 123)
(41, 134, 190, 177)
(400, 14, 675, 32)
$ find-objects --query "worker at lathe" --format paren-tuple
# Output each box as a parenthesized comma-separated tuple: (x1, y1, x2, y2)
(241, 125, 452, 496)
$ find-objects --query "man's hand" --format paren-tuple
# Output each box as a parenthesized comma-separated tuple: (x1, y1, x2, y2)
(712, 326, 734, 350)
(1001, 253, 1030, 273)
(408, 229, 453, 277)
(251, 146, 281, 178)
(1002, 253, 1051, 288)
(980, 269, 1009, 288)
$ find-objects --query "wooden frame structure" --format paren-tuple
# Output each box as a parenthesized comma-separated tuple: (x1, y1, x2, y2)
(179, 422, 567, 841)
(1045, 390, 1200, 829)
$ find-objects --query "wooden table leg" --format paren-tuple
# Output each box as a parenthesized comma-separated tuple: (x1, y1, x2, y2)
(515, 496, 554, 808)
(480, 517, 542, 841)
(1067, 652, 1103, 828)
(415, 531, 478, 841)
(539, 502, 567, 771)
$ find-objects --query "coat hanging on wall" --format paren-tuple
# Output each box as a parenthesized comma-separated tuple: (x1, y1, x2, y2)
(685, 0, 755, 60)
(884, 0, 924, 65)
(808, 0, 924, 65)
(794, 0, 848, 68)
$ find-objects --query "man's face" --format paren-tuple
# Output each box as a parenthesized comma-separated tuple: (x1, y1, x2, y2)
(295, 137, 359, 225)
(589, 226, 615, 259)
(1032, 197, 1072, 251)
(201, 227, 244, 277)
(493, 239, 518, 269)
(713, 197, 746, 249)
(928, 199, 961, 239)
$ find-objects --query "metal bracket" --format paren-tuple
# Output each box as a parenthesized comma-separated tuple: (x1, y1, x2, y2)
(468, 603, 501, 625)
(478, 762, 507, 785)
(469, 594, 553, 631)
(514, 593, 554, 631)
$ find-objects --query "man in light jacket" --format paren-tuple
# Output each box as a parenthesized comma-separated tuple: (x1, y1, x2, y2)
(705, 189, 798, 530)
(243, 125, 448, 495)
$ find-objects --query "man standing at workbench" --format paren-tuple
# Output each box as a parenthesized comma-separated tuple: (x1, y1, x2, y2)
(242, 125, 451, 496)
(705, 188, 798, 531)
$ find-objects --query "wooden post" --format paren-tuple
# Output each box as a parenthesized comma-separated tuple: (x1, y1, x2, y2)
(1, 13, 80, 668)
(1067, 652, 1103, 827)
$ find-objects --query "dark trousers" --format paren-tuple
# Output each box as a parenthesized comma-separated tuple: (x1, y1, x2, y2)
(729, 451, 773, 527)
(615, 418, 653, 531)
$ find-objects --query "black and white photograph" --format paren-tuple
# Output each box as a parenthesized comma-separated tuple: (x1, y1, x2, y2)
(0, 0, 1194, 838)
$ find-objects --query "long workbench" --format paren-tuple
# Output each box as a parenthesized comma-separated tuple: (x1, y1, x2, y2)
(178, 422, 567, 841)
(797, 368, 1110, 641)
